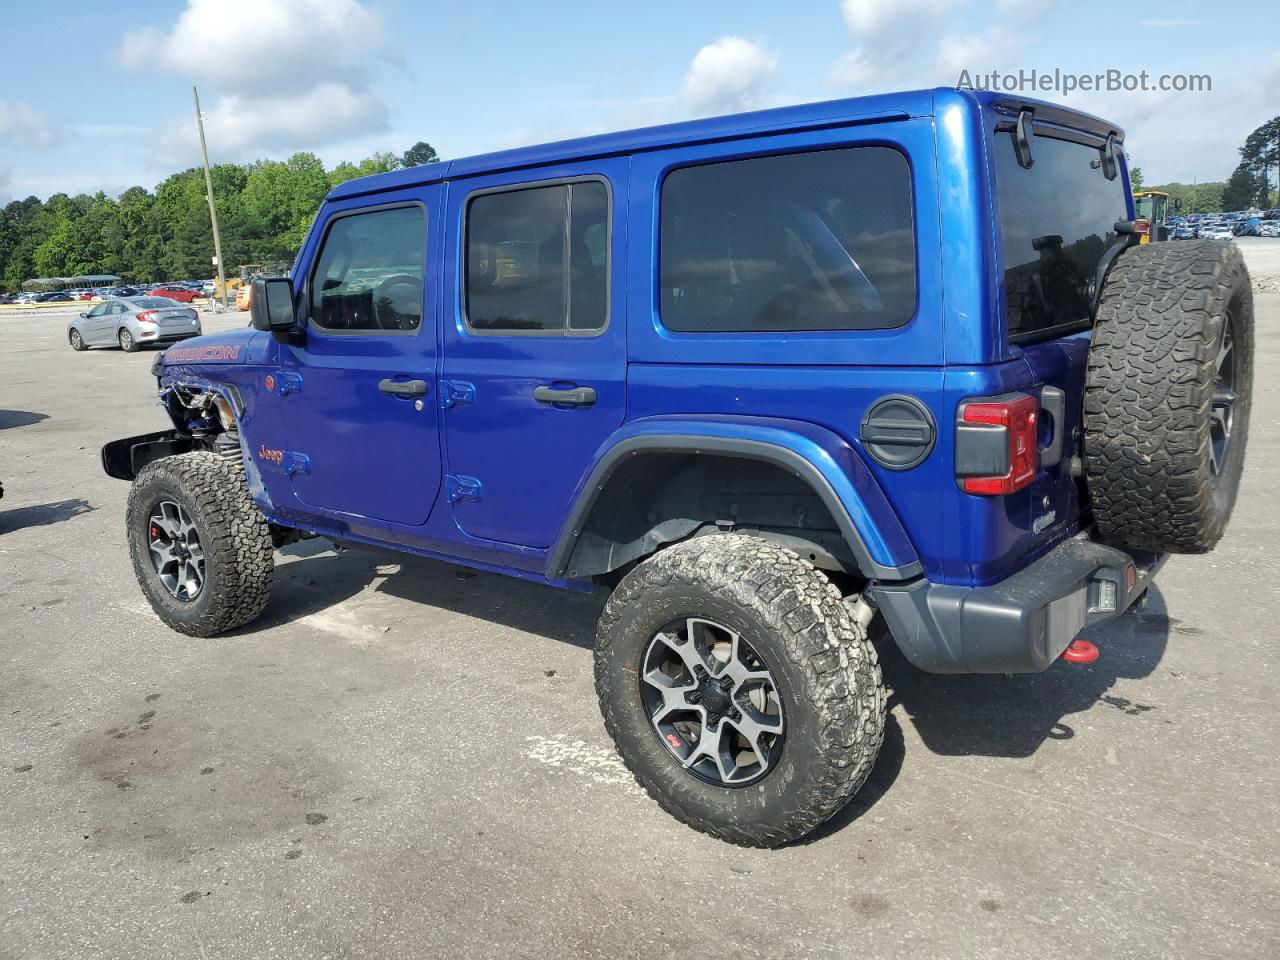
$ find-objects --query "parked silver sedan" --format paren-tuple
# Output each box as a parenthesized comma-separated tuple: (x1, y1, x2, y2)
(67, 297, 202, 353)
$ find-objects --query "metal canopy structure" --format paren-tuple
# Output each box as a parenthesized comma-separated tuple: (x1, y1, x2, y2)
(22, 274, 122, 291)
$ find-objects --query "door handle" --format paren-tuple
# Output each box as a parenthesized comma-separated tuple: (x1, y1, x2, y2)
(379, 378, 428, 397)
(533, 385, 596, 406)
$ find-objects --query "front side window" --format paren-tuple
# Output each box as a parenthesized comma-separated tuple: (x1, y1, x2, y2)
(660, 147, 916, 333)
(466, 180, 609, 334)
(310, 205, 426, 332)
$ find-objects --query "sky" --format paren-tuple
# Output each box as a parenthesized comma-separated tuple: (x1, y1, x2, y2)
(1, 0, 1277, 204)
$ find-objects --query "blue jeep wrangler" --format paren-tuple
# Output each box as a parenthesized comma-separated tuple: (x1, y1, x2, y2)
(103, 88, 1253, 847)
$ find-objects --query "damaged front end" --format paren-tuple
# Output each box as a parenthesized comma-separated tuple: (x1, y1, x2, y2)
(101, 380, 244, 481)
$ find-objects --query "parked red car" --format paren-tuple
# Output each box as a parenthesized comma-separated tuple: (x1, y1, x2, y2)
(149, 285, 200, 303)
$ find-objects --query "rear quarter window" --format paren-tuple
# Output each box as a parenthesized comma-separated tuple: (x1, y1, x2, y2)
(659, 146, 916, 333)
(993, 130, 1128, 341)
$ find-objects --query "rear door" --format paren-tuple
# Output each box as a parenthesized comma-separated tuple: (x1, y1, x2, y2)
(280, 189, 443, 528)
(988, 109, 1130, 549)
(439, 163, 627, 549)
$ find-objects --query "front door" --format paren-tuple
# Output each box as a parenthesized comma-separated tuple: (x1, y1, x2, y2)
(280, 189, 442, 527)
(83, 302, 111, 343)
(440, 164, 627, 549)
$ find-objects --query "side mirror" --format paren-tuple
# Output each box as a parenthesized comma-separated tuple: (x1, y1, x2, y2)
(79, 312, 87, 318)
(250, 277, 298, 338)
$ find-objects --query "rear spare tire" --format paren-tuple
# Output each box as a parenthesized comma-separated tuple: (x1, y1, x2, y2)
(1085, 239, 1253, 553)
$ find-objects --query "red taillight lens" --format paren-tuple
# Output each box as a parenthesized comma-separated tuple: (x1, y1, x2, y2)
(1133, 218, 1150, 235)
(958, 393, 1039, 495)
(136, 310, 156, 324)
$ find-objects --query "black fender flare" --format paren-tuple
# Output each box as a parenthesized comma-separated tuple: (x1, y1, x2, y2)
(546, 419, 922, 582)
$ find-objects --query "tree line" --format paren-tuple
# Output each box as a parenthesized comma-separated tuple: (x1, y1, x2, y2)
(1140, 114, 1280, 215)
(0, 141, 438, 291)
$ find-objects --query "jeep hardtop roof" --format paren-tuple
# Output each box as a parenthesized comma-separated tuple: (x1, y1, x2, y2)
(327, 87, 1123, 201)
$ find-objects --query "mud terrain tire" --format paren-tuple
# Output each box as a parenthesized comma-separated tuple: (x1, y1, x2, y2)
(595, 534, 885, 847)
(1085, 239, 1253, 553)
(127, 451, 273, 636)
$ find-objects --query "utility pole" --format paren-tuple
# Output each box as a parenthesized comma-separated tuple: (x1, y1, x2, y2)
(193, 85, 229, 310)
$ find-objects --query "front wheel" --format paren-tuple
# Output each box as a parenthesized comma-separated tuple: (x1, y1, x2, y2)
(69, 328, 86, 351)
(126, 452, 274, 636)
(595, 535, 885, 847)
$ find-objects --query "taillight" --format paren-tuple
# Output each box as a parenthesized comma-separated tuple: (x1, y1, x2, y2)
(1133, 218, 1150, 236)
(956, 393, 1039, 495)
(136, 310, 156, 324)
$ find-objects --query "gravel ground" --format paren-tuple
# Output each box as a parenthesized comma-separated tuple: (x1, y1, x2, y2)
(1, 241, 1278, 960)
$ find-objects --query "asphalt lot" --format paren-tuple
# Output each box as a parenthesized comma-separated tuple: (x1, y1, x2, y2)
(2, 240, 1279, 960)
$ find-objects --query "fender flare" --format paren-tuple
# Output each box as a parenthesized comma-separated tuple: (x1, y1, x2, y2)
(546, 415, 921, 582)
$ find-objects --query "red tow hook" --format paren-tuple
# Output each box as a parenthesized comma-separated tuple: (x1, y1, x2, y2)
(1061, 639, 1099, 664)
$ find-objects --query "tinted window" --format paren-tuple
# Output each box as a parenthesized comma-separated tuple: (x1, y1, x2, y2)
(310, 206, 425, 331)
(136, 297, 179, 308)
(466, 180, 608, 333)
(660, 147, 916, 333)
(994, 131, 1127, 340)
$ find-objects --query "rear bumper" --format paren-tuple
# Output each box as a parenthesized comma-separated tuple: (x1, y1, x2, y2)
(871, 536, 1165, 674)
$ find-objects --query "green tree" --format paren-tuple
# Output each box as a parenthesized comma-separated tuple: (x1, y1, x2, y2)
(115, 187, 164, 282)
(243, 152, 329, 262)
(1221, 163, 1266, 211)
(401, 141, 439, 167)
(326, 161, 362, 191)
(1128, 164, 1144, 192)
(356, 151, 402, 177)
(0, 135, 444, 291)
(1240, 116, 1280, 207)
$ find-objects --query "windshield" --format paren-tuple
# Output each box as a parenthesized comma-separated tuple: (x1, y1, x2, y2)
(993, 127, 1128, 341)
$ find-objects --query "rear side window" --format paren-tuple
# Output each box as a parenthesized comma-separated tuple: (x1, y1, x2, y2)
(310, 205, 426, 332)
(994, 131, 1128, 341)
(466, 180, 609, 334)
(660, 147, 916, 333)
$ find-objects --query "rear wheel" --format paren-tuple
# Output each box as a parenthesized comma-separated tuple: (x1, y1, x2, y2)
(118, 328, 138, 352)
(595, 534, 885, 847)
(126, 452, 273, 636)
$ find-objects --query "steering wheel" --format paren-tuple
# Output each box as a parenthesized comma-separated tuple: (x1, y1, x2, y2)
(371, 274, 423, 330)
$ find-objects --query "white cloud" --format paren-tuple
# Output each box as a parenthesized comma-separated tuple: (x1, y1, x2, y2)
(933, 34, 996, 81)
(828, 49, 880, 90)
(840, 0, 960, 35)
(1137, 18, 1204, 28)
(681, 36, 779, 116)
(831, 0, 1058, 94)
(119, 0, 392, 97)
(120, 0, 397, 160)
(0, 168, 11, 205)
(162, 83, 391, 162)
(0, 100, 63, 149)
(996, 0, 1056, 16)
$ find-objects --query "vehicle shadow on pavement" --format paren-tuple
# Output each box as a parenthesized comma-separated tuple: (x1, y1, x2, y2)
(254, 541, 603, 649)
(798, 710, 907, 844)
(878, 586, 1171, 759)
(0, 409, 49, 430)
(0, 498, 95, 533)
